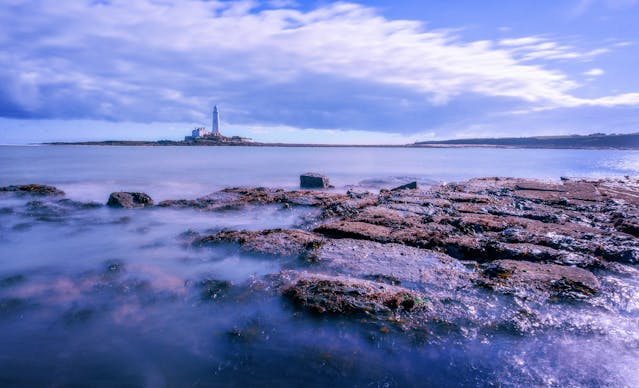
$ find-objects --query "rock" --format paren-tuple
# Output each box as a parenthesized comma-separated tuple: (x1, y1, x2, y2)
(314, 238, 475, 290)
(391, 181, 417, 191)
(314, 221, 393, 243)
(195, 229, 324, 257)
(0, 184, 64, 196)
(300, 173, 330, 189)
(199, 279, 232, 300)
(107, 192, 154, 208)
(480, 260, 599, 299)
(282, 272, 426, 317)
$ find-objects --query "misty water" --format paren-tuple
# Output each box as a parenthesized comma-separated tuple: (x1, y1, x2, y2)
(1, 145, 639, 386)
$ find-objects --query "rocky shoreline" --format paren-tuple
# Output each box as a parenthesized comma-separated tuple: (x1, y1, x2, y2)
(3, 176, 639, 335)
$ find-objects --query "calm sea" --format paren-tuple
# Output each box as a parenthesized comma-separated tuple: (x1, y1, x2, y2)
(1, 145, 638, 201)
(1, 145, 638, 386)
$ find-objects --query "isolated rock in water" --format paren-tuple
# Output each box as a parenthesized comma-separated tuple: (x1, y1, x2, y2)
(391, 181, 417, 191)
(300, 173, 330, 189)
(107, 192, 154, 208)
(0, 184, 65, 196)
(480, 259, 599, 299)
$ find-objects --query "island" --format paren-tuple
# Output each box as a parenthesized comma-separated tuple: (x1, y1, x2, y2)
(44, 106, 639, 149)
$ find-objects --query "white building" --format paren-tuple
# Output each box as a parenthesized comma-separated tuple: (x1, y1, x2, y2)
(192, 127, 208, 138)
(211, 105, 221, 135)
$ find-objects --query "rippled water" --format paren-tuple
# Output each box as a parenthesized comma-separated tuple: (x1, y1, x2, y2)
(1, 145, 639, 386)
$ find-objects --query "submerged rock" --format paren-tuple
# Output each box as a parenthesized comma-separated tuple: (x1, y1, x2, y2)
(107, 192, 154, 208)
(300, 173, 330, 189)
(0, 184, 64, 196)
(199, 279, 232, 300)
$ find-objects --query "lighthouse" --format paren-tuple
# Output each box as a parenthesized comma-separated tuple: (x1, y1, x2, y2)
(211, 105, 220, 135)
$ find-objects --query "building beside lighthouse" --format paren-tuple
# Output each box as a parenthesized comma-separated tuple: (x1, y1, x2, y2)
(184, 105, 252, 143)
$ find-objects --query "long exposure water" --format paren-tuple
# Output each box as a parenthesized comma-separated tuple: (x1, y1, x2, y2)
(1, 145, 639, 386)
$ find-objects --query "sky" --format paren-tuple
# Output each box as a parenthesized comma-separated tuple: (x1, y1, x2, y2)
(0, 0, 638, 144)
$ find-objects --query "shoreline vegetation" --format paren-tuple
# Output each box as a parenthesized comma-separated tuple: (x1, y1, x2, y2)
(43, 132, 639, 149)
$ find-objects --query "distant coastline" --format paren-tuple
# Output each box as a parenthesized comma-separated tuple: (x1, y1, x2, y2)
(413, 132, 639, 150)
(45, 132, 639, 150)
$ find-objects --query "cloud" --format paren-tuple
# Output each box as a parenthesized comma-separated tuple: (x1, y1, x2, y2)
(498, 36, 609, 62)
(584, 68, 605, 76)
(0, 0, 637, 136)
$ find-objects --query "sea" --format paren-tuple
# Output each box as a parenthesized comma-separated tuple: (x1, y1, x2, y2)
(1, 145, 638, 386)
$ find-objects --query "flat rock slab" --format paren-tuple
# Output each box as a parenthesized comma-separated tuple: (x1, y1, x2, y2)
(282, 271, 426, 317)
(480, 259, 599, 299)
(195, 229, 323, 257)
(107, 192, 154, 208)
(0, 184, 64, 196)
(315, 238, 474, 290)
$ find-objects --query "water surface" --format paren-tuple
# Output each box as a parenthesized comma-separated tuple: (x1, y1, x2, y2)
(1, 146, 638, 386)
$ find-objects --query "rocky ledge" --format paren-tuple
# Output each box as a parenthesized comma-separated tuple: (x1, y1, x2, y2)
(6, 176, 638, 334)
(186, 176, 639, 333)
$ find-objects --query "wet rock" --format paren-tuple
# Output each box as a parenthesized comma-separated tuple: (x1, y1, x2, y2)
(199, 279, 232, 300)
(0, 274, 26, 288)
(282, 272, 426, 317)
(314, 239, 475, 290)
(104, 260, 125, 274)
(62, 307, 95, 325)
(300, 173, 330, 189)
(480, 260, 599, 299)
(195, 229, 324, 257)
(314, 221, 393, 243)
(0, 184, 64, 196)
(0, 297, 28, 316)
(107, 192, 154, 208)
(391, 181, 417, 191)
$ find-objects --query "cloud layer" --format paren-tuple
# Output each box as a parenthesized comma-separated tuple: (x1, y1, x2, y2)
(0, 0, 637, 136)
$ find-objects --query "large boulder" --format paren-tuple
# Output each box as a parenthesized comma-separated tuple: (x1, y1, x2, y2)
(106, 192, 154, 208)
(300, 173, 330, 189)
(0, 184, 64, 196)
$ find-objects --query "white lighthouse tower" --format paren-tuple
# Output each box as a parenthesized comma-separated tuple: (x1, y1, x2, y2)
(211, 105, 221, 136)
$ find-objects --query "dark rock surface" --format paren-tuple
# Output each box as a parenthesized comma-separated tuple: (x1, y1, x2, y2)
(107, 192, 154, 208)
(300, 173, 330, 189)
(391, 181, 417, 191)
(0, 184, 64, 196)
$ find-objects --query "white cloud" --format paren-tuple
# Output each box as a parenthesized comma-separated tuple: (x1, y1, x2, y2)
(0, 0, 636, 132)
(499, 36, 609, 62)
(584, 68, 605, 76)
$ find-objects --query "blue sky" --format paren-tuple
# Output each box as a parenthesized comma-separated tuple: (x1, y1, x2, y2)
(0, 0, 638, 144)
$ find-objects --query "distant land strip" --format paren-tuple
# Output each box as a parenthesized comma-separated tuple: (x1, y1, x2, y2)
(413, 132, 639, 150)
(45, 132, 639, 149)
